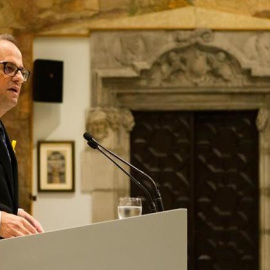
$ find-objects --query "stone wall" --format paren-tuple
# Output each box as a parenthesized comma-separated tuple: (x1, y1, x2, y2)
(1, 1, 270, 33)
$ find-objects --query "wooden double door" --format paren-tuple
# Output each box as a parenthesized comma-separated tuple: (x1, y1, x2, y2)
(130, 110, 259, 270)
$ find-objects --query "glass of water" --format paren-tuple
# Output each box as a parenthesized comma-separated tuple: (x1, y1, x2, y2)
(118, 197, 142, 219)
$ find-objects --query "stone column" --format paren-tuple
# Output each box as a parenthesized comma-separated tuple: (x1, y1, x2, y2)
(81, 107, 134, 222)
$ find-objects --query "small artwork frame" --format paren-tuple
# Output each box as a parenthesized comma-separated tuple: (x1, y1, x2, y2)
(38, 141, 75, 192)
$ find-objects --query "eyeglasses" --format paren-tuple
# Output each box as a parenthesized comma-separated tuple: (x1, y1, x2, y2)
(0, 61, 30, 82)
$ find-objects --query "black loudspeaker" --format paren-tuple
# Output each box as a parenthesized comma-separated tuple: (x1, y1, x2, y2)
(33, 59, 63, 103)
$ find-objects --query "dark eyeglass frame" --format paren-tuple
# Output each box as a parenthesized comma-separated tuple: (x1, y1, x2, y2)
(0, 61, 30, 82)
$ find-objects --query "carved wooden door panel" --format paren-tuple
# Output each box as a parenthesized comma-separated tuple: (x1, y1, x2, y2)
(130, 110, 259, 270)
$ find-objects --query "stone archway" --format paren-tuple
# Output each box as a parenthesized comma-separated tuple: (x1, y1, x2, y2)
(82, 29, 270, 270)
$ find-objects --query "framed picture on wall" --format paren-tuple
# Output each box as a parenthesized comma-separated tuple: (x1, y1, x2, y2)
(38, 141, 75, 192)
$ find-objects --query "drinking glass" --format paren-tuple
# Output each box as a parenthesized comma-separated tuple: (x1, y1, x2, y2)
(118, 197, 142, 219)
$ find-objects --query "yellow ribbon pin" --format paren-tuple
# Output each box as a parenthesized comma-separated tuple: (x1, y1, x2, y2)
(12, 140, 17, 152)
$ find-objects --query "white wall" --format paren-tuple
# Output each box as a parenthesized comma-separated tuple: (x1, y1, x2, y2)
(32, 37, 92, 232)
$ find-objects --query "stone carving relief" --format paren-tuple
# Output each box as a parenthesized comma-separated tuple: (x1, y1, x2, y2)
(122, 110, 135, 132)
(92, 30, 270, 93)
(256, 108, 269, 132)
(86, 107, 134, 147)
(87, 109, 109, 141)
(245, 32, 270, 67)
(112, 34, 147, 66)
(174, 28, 214, 46)
(140, 45, 243, 87)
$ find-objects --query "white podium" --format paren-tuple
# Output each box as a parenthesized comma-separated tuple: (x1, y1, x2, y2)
(0, 209, 187, 270)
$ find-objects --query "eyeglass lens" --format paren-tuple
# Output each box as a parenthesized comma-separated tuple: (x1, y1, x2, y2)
(4, 62, 29, 81)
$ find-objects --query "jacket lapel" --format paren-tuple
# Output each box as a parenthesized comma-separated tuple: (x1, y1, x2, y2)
(0, 140, 14, 198)
(0, 121, 18, 211)
(7, 137, 18, 211)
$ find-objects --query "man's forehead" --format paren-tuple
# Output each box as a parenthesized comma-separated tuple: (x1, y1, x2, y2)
(0, 40, 21, 53)
(0, 40, 23, 62)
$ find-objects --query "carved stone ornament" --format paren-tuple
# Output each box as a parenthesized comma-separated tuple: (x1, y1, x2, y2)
(256, 108, 269, 132)
(87, 108, 135, 141)
(244, 32, 270, 67)
(112, 33, 147, 66)
(86, 109, 109, 141)
(174, 29, 214, 46)
(122, 109, 135, 132)
(106, 108, 134, 132)
(92, 30, 270, 97)
(140, 45, 243, 87)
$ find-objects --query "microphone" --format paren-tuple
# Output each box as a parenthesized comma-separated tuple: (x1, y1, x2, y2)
(83, 132, 164, 212)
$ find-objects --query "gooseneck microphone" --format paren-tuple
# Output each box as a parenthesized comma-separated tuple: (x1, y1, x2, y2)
(83, 132, 164, 212)
(83, 132, 157, 213)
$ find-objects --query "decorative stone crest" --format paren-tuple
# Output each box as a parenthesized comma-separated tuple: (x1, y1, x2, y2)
(142, 45, 242, 87)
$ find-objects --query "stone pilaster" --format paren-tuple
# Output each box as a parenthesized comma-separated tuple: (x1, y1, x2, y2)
(81, 107, 134, 222)
(257, 103, 270, 270)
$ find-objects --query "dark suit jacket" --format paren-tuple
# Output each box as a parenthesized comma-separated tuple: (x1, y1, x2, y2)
(0, 121, 18, 215)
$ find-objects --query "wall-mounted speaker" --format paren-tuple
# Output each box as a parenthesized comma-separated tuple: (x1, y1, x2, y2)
(33, 59, 64, 103)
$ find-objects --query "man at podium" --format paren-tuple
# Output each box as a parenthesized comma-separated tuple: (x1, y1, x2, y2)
(0, 34, 43, 239)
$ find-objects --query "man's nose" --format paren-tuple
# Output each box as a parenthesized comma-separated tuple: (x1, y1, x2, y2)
(12, 70, 25, 83)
